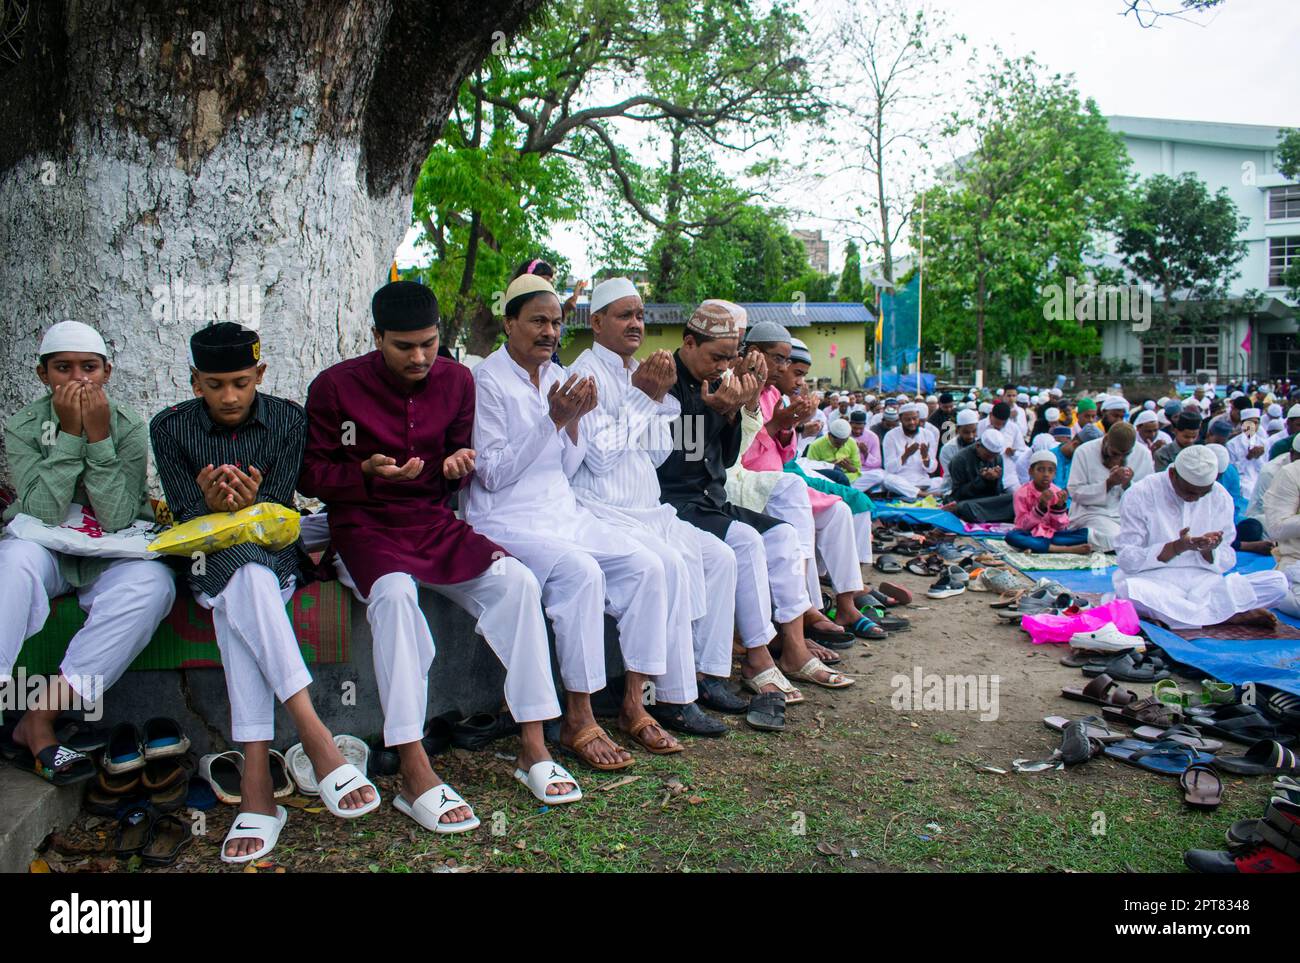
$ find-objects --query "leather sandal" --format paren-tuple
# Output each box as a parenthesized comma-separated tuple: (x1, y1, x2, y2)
(559, 724, 635, 771)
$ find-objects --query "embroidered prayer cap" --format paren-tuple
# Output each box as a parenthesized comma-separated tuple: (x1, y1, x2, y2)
(882, 407, 900, 421)
(589, 277, 640, 315)
(788, 338, 811, 366)
(926, 394, 938, 403)
(956, 409, 979, 426)
(1174, 444, 1219, 485)
(1029, 449, 1057, 467)
(743, 320, 793, 345)
(39, 321, 108, 359)
(1205, 443, 1230, 475)
(1207, 418, 1233, 438)
(190, 322, 260, 372)
(829, 418, 851, 440)
(979, 428, 1005, 452)
(687, 299, 745, 338)
(372, 280, 440, 331)
(849, 410, 867, 424)
(503, 274, 558, 316)
(1240, 408, 1261, 421)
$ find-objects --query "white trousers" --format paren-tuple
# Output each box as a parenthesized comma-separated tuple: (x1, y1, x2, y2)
(1121, 569, 1290, 631)
(0, 537, 175, 704)
(724, 519, 807, 648)
(196, 564, 311, 744)
(1279, 561, 1300, 619)
(1069, 511, 1121, 552)
(689, 528, 737, 679)
(814, 500, 865, 597)
(855, 470, 921, 501)
(852, 511, 874, 565)
(339, 556, 561, 747)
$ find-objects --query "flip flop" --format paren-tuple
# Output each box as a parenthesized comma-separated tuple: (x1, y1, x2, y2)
(843, 615, 887, 640)
(1103, 738, 1213, 776)
(141, 813, 194, 866)
(1274, 775, 1300, 804)
(559, 724, 635, 771)
(220, 806, 288, 865)
(316, 763, 381, 818)
(393, 784, 480, 834)
(1080, 651, 1170, 683)
(785, 657, 854, 689)
(1060, 673, 1139, 709)
(114, 804, 154, 857)
(806, 623, 855, 646)
(1181, 764, 1223, 810)
(1101, 695, 1184, 728)
(1213, 740, 1300, 776)
(621, 716, 684, 755)
(872, 582, 913, 606)
(141, 717, 191, 760)
(1043, 715, 1124, 743)
(513, 760, 583, 805)
(198, 751, 244, 805)
(745, 691, 786, 732)
(1131, 724, 1223, 753)
(8, 743, 97, 786)
(873, 555, 904, 574)
(741, 667, 804, 705)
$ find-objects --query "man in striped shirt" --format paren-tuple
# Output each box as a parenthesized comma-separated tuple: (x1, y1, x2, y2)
(152, 322, 379, 863)
(568, 278, 737, 736)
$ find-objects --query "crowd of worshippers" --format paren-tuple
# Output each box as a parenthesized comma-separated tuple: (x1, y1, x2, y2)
(1, 273, 937, 864)
(790, 376, 1300, 632)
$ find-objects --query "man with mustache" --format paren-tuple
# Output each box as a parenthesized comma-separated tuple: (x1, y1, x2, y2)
(566, 277, 736, 736)
(466, 274, 688, 766)
(301, 281, 581, 830)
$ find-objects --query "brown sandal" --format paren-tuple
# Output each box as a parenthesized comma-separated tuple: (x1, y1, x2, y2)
(1061, 673, 1139, 708)
(621, 716, 684, 756)
(1102, 695, 1183, 728)
(559, 724, 635, 771)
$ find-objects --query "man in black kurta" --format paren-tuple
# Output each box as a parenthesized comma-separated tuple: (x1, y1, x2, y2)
(944, 427, 1016, 522)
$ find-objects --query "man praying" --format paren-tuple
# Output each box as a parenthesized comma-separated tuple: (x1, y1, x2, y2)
(1065, 421, 1152, 552)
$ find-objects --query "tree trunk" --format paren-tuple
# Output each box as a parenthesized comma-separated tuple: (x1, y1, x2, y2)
(0, 0, 543, 476)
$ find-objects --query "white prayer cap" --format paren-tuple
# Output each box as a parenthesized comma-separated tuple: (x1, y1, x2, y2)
(588, 277, 640, 314)
(1048, 387, 1062, 398)
(744, 320, 792, 344)
(967, 389, 978, 400)
(1240, 408, 1261, 421)
(1109, 383, 1122, 392)
(1205, 443, 1230, 475)
(979, 428, 1005, 452)
(1157, 396, 1169, 406)
(1143, 400, 1156, 411)
(864, 394, 876, 403)
(1045, 407, 1060, 423)
(956, 409, 979, 426)
(1229, 391, 1244, 400)
(926, 394, 938, 403)
(1102, 397, 1129, 412)
(829, 418, 851, 440)
(1294, 434, 1300, 453)
(38, 321, 108, 359)
(1031, 434, 1056, 452)
(979, 402, 992, 415)
(905, 402, 927, 417)
(1029, 449, 1057, 467)
(1134, 410, 1158, 427)
(1173, 444, 1219, 485)
(1267, 403, 1282, 418)
(1289, 404, 1300, 419)
(1017, 393, 1030, 404)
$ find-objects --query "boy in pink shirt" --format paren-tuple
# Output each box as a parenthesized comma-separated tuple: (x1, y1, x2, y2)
(1004, 450, 1091, 554)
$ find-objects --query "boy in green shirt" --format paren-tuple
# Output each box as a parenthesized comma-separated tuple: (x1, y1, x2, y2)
(806, 419, 862, 482)
(1, 322, 176, 784)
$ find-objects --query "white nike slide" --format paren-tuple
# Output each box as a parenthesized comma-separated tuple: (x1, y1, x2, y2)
(393, 784, 480, 834)
(219, 806, 288, 865)
(513, 760, 583, 805)
(284, 735, 370, 796)
(316, 763, 381, 819)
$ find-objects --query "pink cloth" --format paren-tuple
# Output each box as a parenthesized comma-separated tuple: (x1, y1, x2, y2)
(1012, 483, 1070, 538)
(745, 385, 839, 514)
(1020, 599, 1142, 645)
(854, 428, 881, 471)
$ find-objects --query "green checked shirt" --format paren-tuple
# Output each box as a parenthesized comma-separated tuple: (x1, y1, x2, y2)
(2, 393, 153, 587)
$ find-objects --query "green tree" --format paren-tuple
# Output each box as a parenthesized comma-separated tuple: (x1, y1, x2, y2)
(917, 58, 1132, 376)
(1279, 128, 1300, 181)
(1115, 172, 1249, 378)
(836, 239, 864, 303)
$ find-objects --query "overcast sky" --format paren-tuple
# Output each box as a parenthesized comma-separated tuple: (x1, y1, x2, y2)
(398, 0, 1300, 280)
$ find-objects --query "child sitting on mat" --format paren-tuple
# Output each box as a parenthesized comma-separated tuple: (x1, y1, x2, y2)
(1005, 450, 1091, 554)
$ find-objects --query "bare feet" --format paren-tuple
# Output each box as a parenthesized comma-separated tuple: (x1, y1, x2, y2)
(1223, 608, 1278, 629)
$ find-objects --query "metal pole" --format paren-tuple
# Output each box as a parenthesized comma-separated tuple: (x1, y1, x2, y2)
(916, 192, 925, 397)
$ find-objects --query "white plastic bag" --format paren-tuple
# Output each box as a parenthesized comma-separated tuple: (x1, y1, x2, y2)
(5, 503, 162, 559)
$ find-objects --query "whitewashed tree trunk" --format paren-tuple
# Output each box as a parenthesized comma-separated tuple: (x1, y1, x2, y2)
(0, 0, 542, 479)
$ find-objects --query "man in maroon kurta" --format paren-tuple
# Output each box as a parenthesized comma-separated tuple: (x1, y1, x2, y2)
(301, 281, 581, 831)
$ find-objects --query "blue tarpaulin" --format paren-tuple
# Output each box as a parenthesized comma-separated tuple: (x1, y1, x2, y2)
(863, 371, 937, 394)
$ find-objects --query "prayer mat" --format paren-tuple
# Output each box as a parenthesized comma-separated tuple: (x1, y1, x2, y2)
(1169, 621, 1300, 642)
(998, 549, 1113, 571)
(1140, 615, 1300, 698)
(14, 580, 352, 676)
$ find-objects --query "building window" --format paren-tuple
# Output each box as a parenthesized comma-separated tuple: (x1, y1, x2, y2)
(952, 352, 978, 382)
(1268, 186, 1300, 220)
(1141, 343, 1219, 376)
(1269, 236, 1300, 286)
(1266, 334, 1299, 380)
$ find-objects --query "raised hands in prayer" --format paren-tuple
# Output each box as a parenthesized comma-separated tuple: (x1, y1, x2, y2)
(197, 463, 264, 512)
(978, 462, 1003, 481)
(361, 453, 425, 481)
(548, 374, 598, 430)
(442, 448, 476, 480)
(769, 393, 814, 435)
(700, 367, 758, 418)
(1162, 526, 1223, 562)
(902, 440, 920, 463)
(52, 380, 113, 441)
(1106, 464, 1134, 489)
(630, 349, 676, 402)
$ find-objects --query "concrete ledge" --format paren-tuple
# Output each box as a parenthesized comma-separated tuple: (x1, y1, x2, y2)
(0, 766, 85, 873)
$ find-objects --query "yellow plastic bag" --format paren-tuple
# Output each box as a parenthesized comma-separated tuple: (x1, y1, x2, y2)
(147, 502, 301, 555)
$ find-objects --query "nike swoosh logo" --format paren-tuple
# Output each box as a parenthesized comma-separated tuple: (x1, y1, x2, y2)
(235, 822, 259, 831)
(334, 776, 357, 792)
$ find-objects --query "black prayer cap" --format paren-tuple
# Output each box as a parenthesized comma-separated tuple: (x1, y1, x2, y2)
(938, 392, 953, 404)
(1175, 411, 1203, 431)
(372, 280, 440, 332)
(190, 322, 260, 373)
(850, 410, 867, 423)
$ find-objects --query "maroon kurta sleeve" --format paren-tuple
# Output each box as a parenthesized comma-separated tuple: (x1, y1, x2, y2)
(301, 370, 371, 503)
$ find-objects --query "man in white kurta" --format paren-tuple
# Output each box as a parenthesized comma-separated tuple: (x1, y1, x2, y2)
(465, 274, 685, 766)
(1065, 422, 1153, 552)
(567, 279, 738, 732)
(1264, 442, 1300, 618)
(978, 402, 1028, 456)
(1226, 410, 1267, 500)
(881, 404, 937, 500)
(1115, 445, 1288, 629)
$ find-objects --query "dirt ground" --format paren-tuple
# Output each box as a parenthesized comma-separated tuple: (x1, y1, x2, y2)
(37, 537, 1280, 873)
